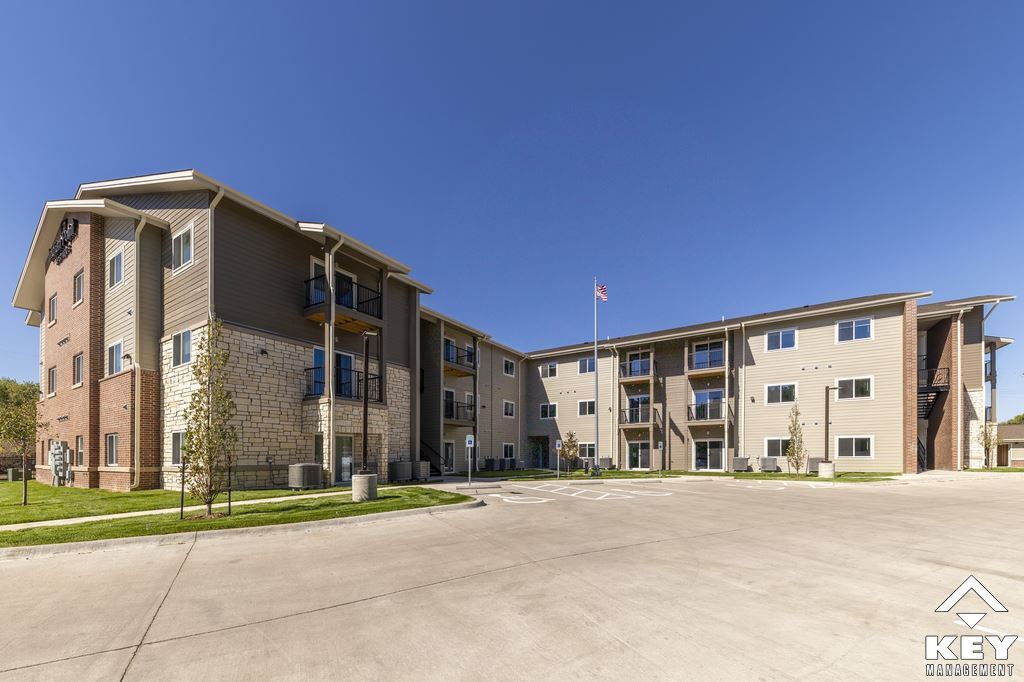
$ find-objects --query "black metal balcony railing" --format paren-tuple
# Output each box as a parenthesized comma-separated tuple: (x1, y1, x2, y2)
(985, 406, 993, 422)
(444, 400, 475, 422)
(688, 352, 725, 371)
(619, 406, 655, 425)
(444, 345, 476, 370)
(688, 401, 726, 421)
(985, 359, 993, 380)
(619, 359, 653, 378)
(304, 367, 382, 402)
(303, 275, 383, 319)
(918, 367, 950, 389)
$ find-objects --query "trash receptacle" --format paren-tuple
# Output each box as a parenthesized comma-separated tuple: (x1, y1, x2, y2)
(7, 468, 21, 482)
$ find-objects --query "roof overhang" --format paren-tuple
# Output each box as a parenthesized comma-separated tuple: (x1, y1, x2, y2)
(297, 222, 411, 274)
(917, 294, 1016, 320)
(389, 271, 433, 294)
(12, 199, 170, 314)
(420, 306, 489, 338)
(985, 335, 1014, 350)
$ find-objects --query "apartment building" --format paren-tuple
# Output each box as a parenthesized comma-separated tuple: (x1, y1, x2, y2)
(419, 308, 525, 474)
(11, 170, 1015, 490)
(14, 170, 427, 490)
(524, 293, 1014, 474)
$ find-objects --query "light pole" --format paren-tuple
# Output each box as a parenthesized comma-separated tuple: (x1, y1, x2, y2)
(353, 329, 379, 501)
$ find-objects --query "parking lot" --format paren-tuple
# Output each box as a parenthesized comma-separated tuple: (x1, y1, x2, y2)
(3, 475, 1023, 680)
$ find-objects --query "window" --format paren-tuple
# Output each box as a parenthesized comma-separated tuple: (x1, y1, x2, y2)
(465, 344, 475, 367)
(443, 338, 457, 363)
(765, 438, 791, 459)
(72, 353, 83, 387)
(540, 362, 557, 378)
(837, 377, 872, 400)
(107, 341, 123, 376)
(48, 294, 57, 324)
(73, 270, 84, 305)
(766, 383, 796, 404)
(837, 317, 871, 342)
(108, 250, 123, 288)
(837, 436, 872, 458)
(75, 435, 84, 466)
(171, 431, 184, 466)
(502, 443, 515, 459)
(578, 357, 595, 374)
(503, 358, 516, 377)
(578, 400, 596, 416)
(766, 328, 796, 351)
(503, 400, 515, 418)
(47, 366, 56, 396)
(580, 443, 596, 460)
(172, 224, 193, 271)
(106, 433, 119, 466)
(540, 403, 557, 419)
(172, 329, 192, 367)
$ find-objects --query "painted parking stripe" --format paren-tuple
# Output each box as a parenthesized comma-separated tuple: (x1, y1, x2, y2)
(487, 493, 552, 504)
(607, 488, 673, 497)
(512, 484, 632, 500)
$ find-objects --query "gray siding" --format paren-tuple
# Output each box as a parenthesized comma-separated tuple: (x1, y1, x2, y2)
(385, 279, 413, 367)
(961, 306, 984, 391)
(137, 224, 163, 370)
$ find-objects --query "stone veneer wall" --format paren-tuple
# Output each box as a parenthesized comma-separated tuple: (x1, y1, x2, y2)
(964, 388, 985, 468)
(160, 326, 204, 489)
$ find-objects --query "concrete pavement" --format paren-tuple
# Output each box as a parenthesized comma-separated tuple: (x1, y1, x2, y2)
(3, 476, 1023, 680)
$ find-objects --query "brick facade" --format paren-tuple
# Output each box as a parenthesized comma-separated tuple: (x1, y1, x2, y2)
(902, 300, 918, 473)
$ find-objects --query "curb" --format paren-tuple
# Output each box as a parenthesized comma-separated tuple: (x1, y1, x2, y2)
(0, 498, 485, 561)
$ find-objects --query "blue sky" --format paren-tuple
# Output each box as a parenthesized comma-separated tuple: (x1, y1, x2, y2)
(2, 1, 1023, 418)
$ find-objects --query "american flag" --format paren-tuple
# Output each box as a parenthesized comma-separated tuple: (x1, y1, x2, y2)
(596, 283, 608, 302)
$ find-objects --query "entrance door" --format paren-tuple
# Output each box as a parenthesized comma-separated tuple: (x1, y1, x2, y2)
(443, 442, 455, 473)
(628, 441, 651, 469)
(528, 436, 550, 468)
(312, 260, 355, 309)
(694, 440, 724, 471)
(334, 436, 353, 484)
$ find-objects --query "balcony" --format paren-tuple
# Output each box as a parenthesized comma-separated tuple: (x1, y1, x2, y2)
(303, 366, 382, 402)
(444, 399, 476, 425)
(687, 401, 730, 423)
(619, 358, 654, 382)
(918, 367, 950, 390)
(443, 345, 476, 377)
(687, 349, 725, 375)
(619, 406, 658, 427)
(303, 274, 383, 333)
(985, 359, 993, 381)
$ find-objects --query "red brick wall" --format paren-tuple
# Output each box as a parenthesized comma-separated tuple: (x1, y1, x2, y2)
(926, 317, 958, 470)
(98, 370, 134, 491)
(138, 369, 162, 489)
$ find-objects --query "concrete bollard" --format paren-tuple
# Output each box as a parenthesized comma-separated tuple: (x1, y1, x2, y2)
(352, 473, 378, 502)
(818, 462, 835, 479)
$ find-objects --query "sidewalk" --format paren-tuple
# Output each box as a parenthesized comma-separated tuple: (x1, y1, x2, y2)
(0, 488, 357, 533)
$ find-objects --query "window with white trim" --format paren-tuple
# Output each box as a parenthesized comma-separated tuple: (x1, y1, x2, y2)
(540, 403, 557, 419)
(503, 400, 515, 418)
(540, 362, 557, 378)
(837, 317, 871, 342)
(578, 357, 595, 374)
(766, 383, 796, 404)
(579, 443, 596, 460)
(766, 328, 796, 351)
(171, 431, 184, 466)
(108, 251, 123, 289)
(578, 400, 595, 416)
(47, 366, 56, 396)
(837, 436, 872, 458)
(107, 341, 123, 376)
(837, 377, 872, 400)
(72, 352, 83, 387)
(765, 438, 791, 459)
(75, 435, 84, 466)
(106, 433, 119, 466)
(172, 224, 193, 272)
(503, 358, 516, 377)
(73, 269, 84, 305)
(172, 329, 192, 367)
(48, 294, 57, 324)
(502, 443, 515, 459)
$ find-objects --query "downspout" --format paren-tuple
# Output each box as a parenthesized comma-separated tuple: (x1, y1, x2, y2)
(325, 237, 343, 482)
(130, 218, 148, 490)
(610, 346, 619, 468)
(740, 321, 746, 464)
(956, 310, 964, 470)
(518, 357, 524, 466)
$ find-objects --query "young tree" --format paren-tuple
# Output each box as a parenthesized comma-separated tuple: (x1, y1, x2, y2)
(785, 404, 807, 474)
(560, 431, 580, 472)
(977, 422, 998, 468)
(183, 318, 238, 516)
(0, 398, 48, 506)
(1001, 412, 1024, 426)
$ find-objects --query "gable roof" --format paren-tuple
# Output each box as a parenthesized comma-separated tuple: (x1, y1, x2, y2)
(528, 291, 928, 357)
(918, 294, 1015, 317)
(998, 424, 1024, 443)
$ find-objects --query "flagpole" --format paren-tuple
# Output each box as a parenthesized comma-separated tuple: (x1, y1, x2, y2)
(594, 276, 600, 476)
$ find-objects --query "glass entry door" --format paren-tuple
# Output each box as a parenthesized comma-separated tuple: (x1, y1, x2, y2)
(694, 440, 724, 471)
(628, 441, 651, 469)
(694, 389, 724, 420)
(334, 436, 353, 484)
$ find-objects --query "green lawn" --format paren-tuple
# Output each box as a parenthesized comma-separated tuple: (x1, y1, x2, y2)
(0, 481, 354, 526)
(0, 487, 471, 548)
(965, 467, 1024, 473)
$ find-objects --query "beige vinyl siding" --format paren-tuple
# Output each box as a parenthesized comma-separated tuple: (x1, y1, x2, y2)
(104, 217, 135, 365)
(741, 303, 906, 473)
(961, 306, 984, 391)
(477, 341, 522, 463)
(652, 339, 688, 469)
(113, 191, 210, 333)
(526, 349, 616, 465)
